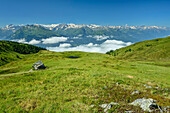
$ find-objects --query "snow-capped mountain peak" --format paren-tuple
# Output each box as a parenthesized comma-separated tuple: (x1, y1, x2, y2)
(39, 23, 169, 31)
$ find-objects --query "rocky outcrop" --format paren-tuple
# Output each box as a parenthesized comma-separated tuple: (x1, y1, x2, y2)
(33, 60, 46, 70)
(130, 98, 162, 112)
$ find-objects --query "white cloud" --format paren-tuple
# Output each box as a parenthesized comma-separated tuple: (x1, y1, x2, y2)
(78, 34, 83, 37)
(13, 37, 68, 45)
(94, 35, 109, 40)
(42, 36, 68, 44)
(86, 35, 92, 38)
(12, 38, 41, 45)
(72, 37, 79, 39)
(16, 38, 27, 43)
(87, 35, 110, 40)
(47, 40, 132, 53)
(12, 37, 132, 53)
(28, 39, 41, 44)
(86, 43, 98, 47)
(12, 38, 29, 44)
(59, 43, 71, 47)
(104, 40, 127, 45)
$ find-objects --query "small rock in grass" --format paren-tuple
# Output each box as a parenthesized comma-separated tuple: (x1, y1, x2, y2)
(104, 104, 112, 112)
(163, 107, 168, 112)
(90, 105, 95, 107)
(164, 88, 169, 91)
(103, 86, 108, 89)
(125, 111, 133, 113)
(131, 90, 139, 95)
(99, 104, 108, 108)
(157, 105, 163, 113)
(162, 107, 166, 111)
(29, 69, 33, 72)
(99, 102, 119, 112)
(110, 102, 119, 105)
(155, 87, 161, 89)
(162, 106, 170, 112)
(144, 84, 152, 88)
(116, 82, 120, 85)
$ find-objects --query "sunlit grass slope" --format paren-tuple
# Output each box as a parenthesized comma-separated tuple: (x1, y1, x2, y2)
(106, 36, 170, 61)
(0, 50, 169, 112)
(0, 41, 46, 66)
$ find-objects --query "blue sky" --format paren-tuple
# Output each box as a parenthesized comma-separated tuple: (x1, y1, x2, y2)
(0, 0, 170, 27)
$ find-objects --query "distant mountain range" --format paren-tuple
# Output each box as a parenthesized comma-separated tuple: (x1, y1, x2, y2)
(0, 23, 170, 48)
(8, 25, 61, 41)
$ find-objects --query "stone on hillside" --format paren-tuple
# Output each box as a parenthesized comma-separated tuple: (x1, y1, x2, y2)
(131, 90, 139, 95)
(99, 102, 119, 112)
(90, 105, 95, 107)
(130, 98, 160, 112)
(162, 106, 170, 112)
(155, 87, 161, 89)
(144, 84, 152, 88)
(110, 102, 119, 105)
(29, 69, 33, 72)
(104, 104, 112, 112)
(125, 111, 133, 113)
(116, 82, 120, 85)
(33, 60, 46, 70)
(103, 86, 108, 89)
(99, 104, 108, 108)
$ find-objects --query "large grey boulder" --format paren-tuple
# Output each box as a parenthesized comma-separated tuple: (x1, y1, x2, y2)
(33, 60, 46, 70)
(130, 98, 162, 112)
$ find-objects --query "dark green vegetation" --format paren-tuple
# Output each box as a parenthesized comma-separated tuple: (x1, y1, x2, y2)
(0, 41, 46, 66)
(0, 49, 169, 112)
(107, 36, 170, 61)
(8, 25, 61, 41)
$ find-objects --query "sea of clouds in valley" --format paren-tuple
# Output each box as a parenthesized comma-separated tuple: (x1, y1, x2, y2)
(12, 35, 132, 53)
(47, 40, 132, 53)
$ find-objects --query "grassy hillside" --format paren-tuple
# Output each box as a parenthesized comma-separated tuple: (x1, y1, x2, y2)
(106, 36, 170, 61)
(0, 50, 169, 112)
(8, 25, 61, 41)
(0, 41, 46, 66)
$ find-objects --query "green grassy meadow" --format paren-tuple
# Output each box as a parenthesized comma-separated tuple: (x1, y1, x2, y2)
(107, 36, 170, 61)
(0, 50, 169, 112)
